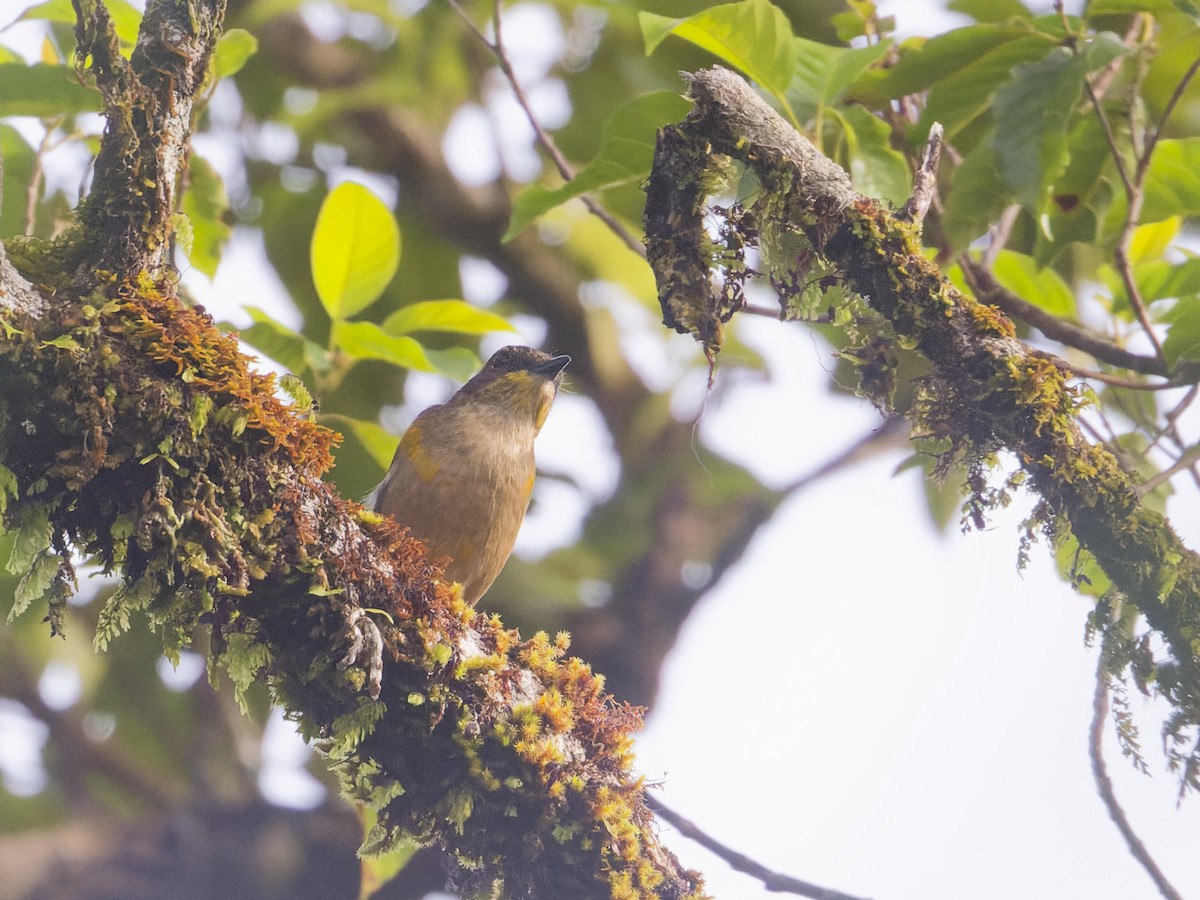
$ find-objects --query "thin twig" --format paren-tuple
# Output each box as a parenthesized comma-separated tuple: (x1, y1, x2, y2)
(899, 122, 942, 223)
(980, 204, 1019, 269)
(1034, 351, 1185, 390)
(1084, 69, 1166, 366)
(645, 793, 874, 900)
(1084, 77, 1135, 200)
(1112, 239, 1167, 368)
(1143, 383, 1197, 458)
(1084, 12, 1145, 103)
(959, 257, 1167, 377)
(780, 416, 907, 495)
(25, 120, 63, 236)
(1090, 655, 1183, 900)
(1137, 442, 1200, 497)
(740, 302, 783, 319)
(1088, 27, 1179, 370)
(446, 0, 646, 257)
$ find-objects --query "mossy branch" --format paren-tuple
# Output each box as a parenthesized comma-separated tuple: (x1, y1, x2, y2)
(645, 66, 1200, 791)
(0, 3, 706, 897)
(63, 0, 226, 286)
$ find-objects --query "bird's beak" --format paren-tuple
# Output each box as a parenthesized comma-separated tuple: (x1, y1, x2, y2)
(533, 355, 571, 379)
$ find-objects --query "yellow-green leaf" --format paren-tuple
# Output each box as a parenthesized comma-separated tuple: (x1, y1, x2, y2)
(331, 321, 435, 371)
(382, 300, 513, 336)
(213, 28, 258, 80)
(990, 249, 1077, 318)
(639, 0, 795, 104)
(311, 182, 401, 320)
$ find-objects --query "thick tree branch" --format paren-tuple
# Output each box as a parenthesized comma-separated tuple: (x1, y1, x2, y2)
(0, 236, 704, 900)
(70, 0, 227, 283)
(646, 66, 1200, 790)
(0, 5, 707, 896)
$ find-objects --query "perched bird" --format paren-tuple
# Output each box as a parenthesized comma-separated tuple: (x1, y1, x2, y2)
(371, 345, 570, 605)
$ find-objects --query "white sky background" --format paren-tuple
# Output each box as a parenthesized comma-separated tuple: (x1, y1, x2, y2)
(3, 1, 1200, 899)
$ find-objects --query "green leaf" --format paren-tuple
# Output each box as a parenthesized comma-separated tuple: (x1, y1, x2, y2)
(1135, 258, 1200, 303)
(505, 91, 690, 240)
(990, 250, 1077, 317)
(212, 28, 258, 80)
(10, 549, 59, 623)
(12, 0, 142, 46)
(358, 806, 418, 895)
(941, 140, 1014, 253)
(331, 321, 436, 371)
(1054, 530, 1112, 597)
(1141, 139, 1200, 223)
(0, 463, 17, 518)
(0, 63, 101, 116)
(1033, 113, 1113, 263)
(222, 632, 273, 715)
(992, 48, 1087, 212)
(639, 0, 795, 102)
(423, 347, 480, 383)
(1161, 298, 1200, 366)
(992, 36, 1127, 218)
(0, 125, 35, 240)
(829, 106, 911, 205)
(948, 0, 1033, 21)
(311, 182, 401, 320)
(337, 417, 401, 471)
(1128, 218, 1180, 267)
(6, 507, 51, 576)
(789, 37, 892, 126)
(382, 300, 513, 337)
(852, 24, 1047, 103)
(236, 306, 331, 376)
(1086, 0, 1184, 16)
(925, 35, 1062, 151)
(181, 154, 231, 278)
(93, 576, 159, 650)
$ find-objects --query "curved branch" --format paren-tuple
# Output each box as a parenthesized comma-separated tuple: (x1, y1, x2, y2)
(647, 794, 872, 900)
(645, 66, 1200, 790)
(1090, 657, 1182, 900)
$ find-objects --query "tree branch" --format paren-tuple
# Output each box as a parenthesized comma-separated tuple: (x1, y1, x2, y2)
(647, 794, 873, 900)
(957, 256, 1171, 378)
(0, 4, 708, 896)
(645, 66, 1200, 791)
(445, 0, 645, 257)
(69, 0, 227, 284)
(1090, 656, 1182, 900)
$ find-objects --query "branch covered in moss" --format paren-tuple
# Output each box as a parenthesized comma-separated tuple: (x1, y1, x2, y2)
(0, 2, 706, 896)
(69, 0, 226, 283)
(0, 264, 702, 897)
(645, 66, 1200, 791)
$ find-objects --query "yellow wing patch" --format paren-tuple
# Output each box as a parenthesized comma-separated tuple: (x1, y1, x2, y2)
(399, 423, 441, 482)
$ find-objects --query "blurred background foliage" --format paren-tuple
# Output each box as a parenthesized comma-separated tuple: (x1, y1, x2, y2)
(2, 0, 1200, 896)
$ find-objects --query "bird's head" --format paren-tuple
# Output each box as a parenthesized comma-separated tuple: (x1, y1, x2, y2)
(456, 346, 570, 431)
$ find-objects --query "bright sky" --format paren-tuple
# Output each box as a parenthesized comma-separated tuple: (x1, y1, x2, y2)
(3, 2, 1199, 899)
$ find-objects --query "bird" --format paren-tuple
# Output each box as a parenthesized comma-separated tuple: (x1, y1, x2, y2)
(371, 345, 570, 606)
